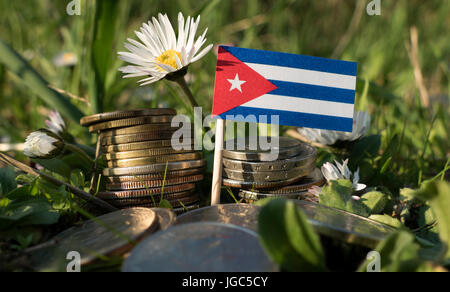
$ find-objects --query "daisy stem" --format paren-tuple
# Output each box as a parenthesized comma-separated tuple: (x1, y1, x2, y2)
(65, 143, 94, 165)
(174, 76, 200, 108)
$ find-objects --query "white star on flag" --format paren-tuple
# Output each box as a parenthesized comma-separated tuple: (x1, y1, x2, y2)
(227, 74, 246, 93)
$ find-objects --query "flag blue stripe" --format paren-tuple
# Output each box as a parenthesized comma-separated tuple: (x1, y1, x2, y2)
(269, 80, 356, 104)
(219, 107, 354, 132)
(222, 46, 357, 76)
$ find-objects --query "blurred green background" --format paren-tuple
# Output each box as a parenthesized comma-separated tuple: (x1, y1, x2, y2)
(0, 0, 448, 188)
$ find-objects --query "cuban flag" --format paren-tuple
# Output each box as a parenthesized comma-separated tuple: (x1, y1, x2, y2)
(212, 46, 357, 132)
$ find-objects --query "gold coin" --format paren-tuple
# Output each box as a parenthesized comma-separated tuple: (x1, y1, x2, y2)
(105, 148, 196, 160)
(105, 168, 205, 183)
(80, 109, 177, 127)
(104, 191, 197, 205)
(106, 174, 204, 191)
(109, 195, 199, 209)
(97, 183, 196, 200)
(90, 115, 176, 132)
(102, 140, 193, 153)
(103, 160, 207, 176)
(101, 131, 175, 146)
(173, 204, 200, 215)
(106, 153, 203, 168)
(100, 124, 176, 137)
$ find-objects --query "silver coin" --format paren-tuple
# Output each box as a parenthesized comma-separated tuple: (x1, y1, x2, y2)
(239, 189, 317, 202)
(29, 208, 158, 271)
(223, 163, 315, 182)
(223, 152, 317, 172)
(153, 208, 177, 231)
(223, 136, 303, 161)
(122, 222, 278, 272)
(223, 144, 317, 171)
(295, 201, 396, 249)
(223, 174, 306, 189)
(177, 204, 261, 232)
(259, 168, 325, 193)
(176, 201, 395, 249)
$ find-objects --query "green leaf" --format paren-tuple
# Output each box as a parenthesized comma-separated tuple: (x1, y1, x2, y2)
(349, 135, 381, 165)
(0, 39, 84, 122)
(413, 180, 450, 260)
(319, 179, 370, 217)
(253, 197, 280, 207)
(358, 231, 425, 272)
(15, 174, 37, 185)
(33, 158, 72, 178)
(0, 167, 17, 195)
(360, 191, 389, 215)
(258, 199, 326, 272)
(6, 183, 39, 201)
(0, 198, 59, 229)
(91, 0, 120, 113)
(70, 169, 85, 189)
(369, 215, 404, 229)
(159, 199, 173, 210)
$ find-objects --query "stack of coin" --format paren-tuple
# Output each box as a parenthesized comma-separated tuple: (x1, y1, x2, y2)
(221, 136, 325, 203)
(80, 109, 205, 212)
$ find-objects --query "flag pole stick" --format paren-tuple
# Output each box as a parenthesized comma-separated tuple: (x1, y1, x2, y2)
(211, 118, 225, 205)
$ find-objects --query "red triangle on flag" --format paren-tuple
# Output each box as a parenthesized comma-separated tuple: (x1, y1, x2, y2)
(212, 47, 278, 116)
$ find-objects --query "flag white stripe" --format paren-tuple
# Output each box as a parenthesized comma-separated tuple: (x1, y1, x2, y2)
(240, 94, 355, 118)
(245, 63, 357, 90)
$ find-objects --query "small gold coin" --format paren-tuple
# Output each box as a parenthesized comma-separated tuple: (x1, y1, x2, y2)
(100, 124, 176, 137)
(103, 160, 207, 176)
(97, 183, 196, 200)
(102, 140, 193, 153)
(105, 174, 204, 191)
(105, 168, 205, 183)
(104, 192, 199, 208)
(80, 109, 177, 127)
(106, 152, 203, 168)
(101, 131, 175, 146)
(105, 148, 196, 160)
(123, 196, 199, 209)
(90, 116, 176, 132)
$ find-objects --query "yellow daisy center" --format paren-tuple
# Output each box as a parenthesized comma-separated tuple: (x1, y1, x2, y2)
(156, 50, 182, 71)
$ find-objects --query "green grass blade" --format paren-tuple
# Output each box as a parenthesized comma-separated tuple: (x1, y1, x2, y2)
(0, 38, 84, 123)
(91, 0, 121, 113)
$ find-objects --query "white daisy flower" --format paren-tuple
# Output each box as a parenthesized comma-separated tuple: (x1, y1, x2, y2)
(298, 111, 371, 146)
(53, 52, 78, 67)
(118, 12, 213, 86)
(321, 159, 367, 192)
(24, 129, 65, 159)
(45, 110, 66, 135)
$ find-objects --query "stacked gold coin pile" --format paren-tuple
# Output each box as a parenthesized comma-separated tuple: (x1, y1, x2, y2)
(221, 137, 325, 203)
(80, 109, 205, 213)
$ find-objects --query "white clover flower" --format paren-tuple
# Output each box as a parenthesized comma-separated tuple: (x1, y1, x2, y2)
(45, 110, 66, 135)
(24, 129, 64, 159)
(321, 159, 366, 192)
(118, 12, 213, 86)
(53, 52, 78, 67)
(298, 111, 371, 146)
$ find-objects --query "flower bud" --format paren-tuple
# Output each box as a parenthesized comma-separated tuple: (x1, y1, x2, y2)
(24, 129, 65, 159)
